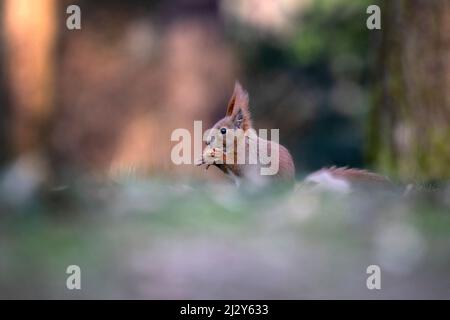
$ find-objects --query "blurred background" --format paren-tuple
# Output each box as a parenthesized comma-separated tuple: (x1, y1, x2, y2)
(1, 0, 450, 299)
(2, 0, 450, 183)
(5, 0, 450, 184)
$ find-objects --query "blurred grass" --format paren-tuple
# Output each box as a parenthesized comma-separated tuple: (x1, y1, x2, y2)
(1, 177, 450, 299)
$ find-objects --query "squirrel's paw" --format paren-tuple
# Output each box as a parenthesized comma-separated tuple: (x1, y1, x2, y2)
(200, 146, 224, 166)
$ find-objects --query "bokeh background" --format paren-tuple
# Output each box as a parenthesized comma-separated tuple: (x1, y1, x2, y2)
(2, 0, 450, 182)
(1, 0, 450, 299)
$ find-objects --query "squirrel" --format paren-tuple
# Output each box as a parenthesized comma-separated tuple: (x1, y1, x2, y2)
(198, 81, 394, 193)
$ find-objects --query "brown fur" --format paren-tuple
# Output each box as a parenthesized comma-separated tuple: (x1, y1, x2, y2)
(204, 81, 295, 184)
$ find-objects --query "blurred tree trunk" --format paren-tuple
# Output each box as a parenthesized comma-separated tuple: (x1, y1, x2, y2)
(369, 0, 450, 181)
(3, 0, 57, 157)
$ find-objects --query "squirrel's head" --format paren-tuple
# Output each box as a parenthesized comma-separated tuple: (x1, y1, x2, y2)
(205, 81, 252, 147)
(199, 81, 254, 169)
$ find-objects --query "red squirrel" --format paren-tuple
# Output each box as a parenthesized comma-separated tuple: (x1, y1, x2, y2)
(198, 81, 393, 192)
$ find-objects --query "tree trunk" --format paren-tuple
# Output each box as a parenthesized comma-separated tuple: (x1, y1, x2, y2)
(369, 0, 450, 181)
(3, 0, 57, 157)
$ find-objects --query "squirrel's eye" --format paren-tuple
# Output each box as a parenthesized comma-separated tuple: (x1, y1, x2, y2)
(220, 128, 227, 134)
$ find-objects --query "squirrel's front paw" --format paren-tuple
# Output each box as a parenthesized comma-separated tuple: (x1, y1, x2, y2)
(201, 146, 224, 165)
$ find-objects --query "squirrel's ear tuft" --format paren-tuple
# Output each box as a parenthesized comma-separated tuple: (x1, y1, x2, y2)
(226, 81, 249, 116)
(234, 81, 249, 111)
(227, 81, 251, 130)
